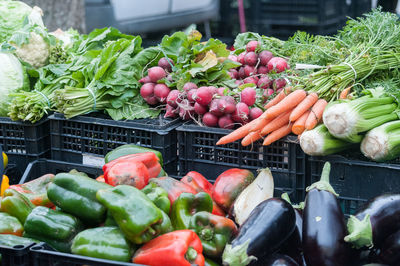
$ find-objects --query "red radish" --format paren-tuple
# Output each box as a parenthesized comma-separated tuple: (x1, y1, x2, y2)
(228, 55, 238, 62)
(195, 86, 213, 106)
(164, 105, 178, 118)
(179, 100, 194, 120)
(243, 77, 258, 85)
(202, 112, 219, 127)
(228, 69, 238, 79)
(238, 67, 246, 79)
(257, 76, 272, 89)
(232, 102, 250, 123)
(208, 86, 218, 95)
(209, 99, 223, 117)
(273, 78, 287, 90)
(235, 80, 244, 86)
(217, 96, 236, 114)
(166, 74, 173, 82)
(244, 52, 258, 66)
(145, 96, 158, 105)
(154, 84, 171, 103)
(217, 87, 227, 96)
(249, 107, 263, 120)
(166, 90, 180, 108)
(244, 65, 256, 77)
(139, 76, 152, 83)
(194, 102, 208, 115)
(148, 66, 166, 82)
(258, 66, 269, 74)
(267, 57, 289, 73)
(187, 89, 197, 103)
(263, 88, 274, 98)
(259, 50, 274, 66)
(241, 87, 256, 106)
(218, 114, 234, 129)
(158, 57, 174, 72)
(183, 82, 198, 93)
(140, 83, 155, 98)
(237, 52, 246, 64)
(246, 41, 259, 52)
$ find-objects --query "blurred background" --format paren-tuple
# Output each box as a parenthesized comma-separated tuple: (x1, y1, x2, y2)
(21, 0, 399, 46)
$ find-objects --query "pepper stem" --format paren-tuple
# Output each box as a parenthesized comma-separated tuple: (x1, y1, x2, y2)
(185, 247, 198, 263)
(344, 214, 373, 249)
(222, 240, 257, 266)
(200, 228, 214, 241)
(306, 162, 339, 197)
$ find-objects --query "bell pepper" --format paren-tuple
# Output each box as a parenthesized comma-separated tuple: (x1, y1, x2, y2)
(0, 189, 35, 224)
(132, 230, 205, 266)
(149, 177, 197, 205)
(0, 234, 38, 247)
(23, 206, 84, 253)
(105, 144, 163, 166)
(96, 175, 105, 182)
(47, 173, 112, 225)
(2, 152, 7, 169)
(189, 211, 238, 257)
(103, 152, 161, 184)
(96, 185, 165, 244)
(212, 168, 254, 211)
(104, 210, 118, 226)
(105, 161, 150, 189)
(0, 212, 24, 236)
(142, 183, 171, 214)
(8, 174, 54, 207)
(71, 226, 134, 262)
(171, 192, 213, 230)
(205, 257, 220, 266)
(0, 175, 9, 197)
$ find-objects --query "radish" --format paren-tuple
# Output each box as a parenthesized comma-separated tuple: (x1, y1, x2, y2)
(241, 87, 256, 106)
(259, 50, 274, 66)
(246, 41, 259, 52)
(194, 102, 208, 115)
(187, 89, 197, 103)
(257, 76, 272, 89)
(158, 57, 174, 72)
(263, 88, 274, 98)
(244, 65, 256, 77)
(228, 69, 239, 79)
(235, 80, 244, 86)
(267, 57, 289, 73)
(238, 67, 246, 79)
(195, 86, 213, 106)
(144, 96, 158, 105)
(228, 55, 238, 62)
(166, 74, 173, 82)
(217, 96, 236, 114)
(164, 104, 178, 118)
(202, 112, 219, 127)
(139, 76, 152, 83)
(232, 102, 250, 123)
(249, 107, 263, 120)
(273, 78, 287, 90)
(244, 52, 258, 66)
(166, 90, 180, 108)
(208, 86, 218, 95)
(179, 99, 194, 120)
(140, 83, 155, 98)
(237, 52, 246, 65)
(243, 77, 258, 85)
(218, 114, 235, 129)
(148, 66, 167, 82)
(209, 99, 223, 117)
(183, 82, 198, 93)
(217, 87, 228, 96)
(154, 84, 171, 103)
(258, 66, 269, 74)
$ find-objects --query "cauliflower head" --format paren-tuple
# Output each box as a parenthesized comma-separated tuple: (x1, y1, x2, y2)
(13, 32, 49, 68)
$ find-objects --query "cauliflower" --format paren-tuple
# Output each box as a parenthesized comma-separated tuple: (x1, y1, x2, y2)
(13, 32, 49, 68)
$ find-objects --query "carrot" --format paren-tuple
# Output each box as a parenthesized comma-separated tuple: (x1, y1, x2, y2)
(263, 124, 292, 146)
(340, 87, 351, 99)
(250, 117, 273, 132)
(216, 118, 261, 145)
(241, 131, 265, 146)
(261, 109, 292, 135)
(305, 99, 328, 130)
(289, 93, 318, 122)
(264, 90, 307, 120)
(292, 110, 310, 135)
(264, 87, 292, 109)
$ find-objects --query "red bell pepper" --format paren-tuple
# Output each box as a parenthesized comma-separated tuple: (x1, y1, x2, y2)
(132, 230, 205, 266)
(105, 161, 150, 189)
(96, 175, 105, 183)
(212, 168, 255, 211)
(149, 177, 196, 205)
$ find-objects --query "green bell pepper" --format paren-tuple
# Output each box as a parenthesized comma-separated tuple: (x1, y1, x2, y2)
(171, 192, 213, 230)
(189, 211, 238, 257)
(23, 206, 84, 253)
(0, 189, 35, 224)
(96, 185, 165, 244)
(0, 234, 38, 247)
(142, 183, 171, 214)
(104, 211, 118, 227)
(205, 257, 220, 266)
(71, 226, 134, 262)
(0, 212, 23, 236)
(47, 173, 112, 225)
(105, 144, 163, 166)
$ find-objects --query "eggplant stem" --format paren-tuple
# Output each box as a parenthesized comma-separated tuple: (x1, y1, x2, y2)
(306, 162, 339, 196)
(344, 214, 373, 249)
(222, 240, 257, 266)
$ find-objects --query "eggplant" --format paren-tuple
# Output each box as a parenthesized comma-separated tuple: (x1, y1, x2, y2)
(379, 229, 400, 265)
(261, 253, 299, 266)
(344, 194, 400, 249)
(222, 198, 296, 266)
(303, 162, 352, 266)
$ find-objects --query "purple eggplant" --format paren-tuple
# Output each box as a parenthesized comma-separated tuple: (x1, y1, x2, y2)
(262, 253, 299, 266)
(344, 194, 400, 249)
(222, 198, 296, 266)
(379, 229, 400, 265)
(303, 162, 353, 266)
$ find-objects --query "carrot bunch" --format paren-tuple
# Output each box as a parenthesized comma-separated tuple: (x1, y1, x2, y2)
(216, 88, 328, 146)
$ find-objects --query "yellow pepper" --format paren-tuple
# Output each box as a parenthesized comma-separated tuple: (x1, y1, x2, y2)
(1, 175, 9, 197)
(2, 152, 8, 168)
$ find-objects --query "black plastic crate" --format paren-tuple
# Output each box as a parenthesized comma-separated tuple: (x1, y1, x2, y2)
(0, 242, 35, 266)
(49, 113, 182, 176)
(0, 117, 50, 184)
(346, 0, 372, 18)
(177, 124, 307, 202)
(309, 155, 400, 216)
